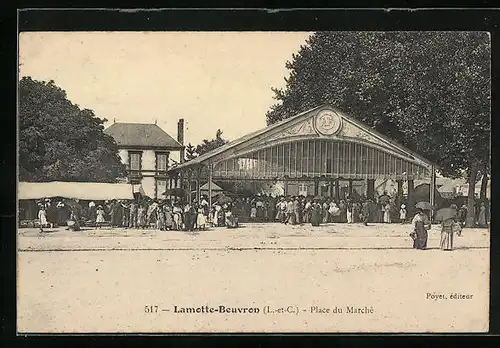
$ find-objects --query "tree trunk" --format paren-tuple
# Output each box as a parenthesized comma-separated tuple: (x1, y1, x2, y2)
(480, 171, 488, 201)
(466, 163, 479, 228)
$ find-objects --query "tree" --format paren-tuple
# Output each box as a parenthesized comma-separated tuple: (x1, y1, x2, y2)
(185, 143, 198, 161)
(195, 129, 228, 156)
(19, 77, 126, 182)
(267, 32, 490, 227)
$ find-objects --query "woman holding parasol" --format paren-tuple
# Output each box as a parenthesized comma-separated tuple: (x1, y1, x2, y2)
(411, 208, 431, 250)
(435, 204, 460, 251)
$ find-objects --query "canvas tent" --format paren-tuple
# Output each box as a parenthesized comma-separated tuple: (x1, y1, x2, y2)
(192, 181, 224, 198)
(18, 181, 134, 200)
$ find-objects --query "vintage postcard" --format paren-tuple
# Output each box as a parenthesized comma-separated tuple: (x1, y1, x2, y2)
(17, 29, 490, 333)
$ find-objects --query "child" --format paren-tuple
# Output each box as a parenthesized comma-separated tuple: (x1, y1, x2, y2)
(137, 205, 146, 229)
(250, 204, 257, 221)
(196, 206, 207, 231)
(38, 204, 47, 232)
(96, 205, 105, 229)
(400, 204, 407, 224)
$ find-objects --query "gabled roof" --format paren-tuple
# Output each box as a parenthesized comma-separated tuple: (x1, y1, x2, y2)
(170, 105, 324, 169)
(199, 181, 223, 191)
(170, 104, 438, 171)
(104, 123, 183, 149)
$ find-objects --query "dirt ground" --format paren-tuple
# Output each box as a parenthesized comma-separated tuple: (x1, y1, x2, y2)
(17, 222, 490, 333)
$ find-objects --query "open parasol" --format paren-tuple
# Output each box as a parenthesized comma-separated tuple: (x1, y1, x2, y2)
(415, 201, 432, 210)
(163, 188, 185, 197)
(216, 194, 233, 204)
(434, 208, 458, 222)
(378, 195, 391, 204)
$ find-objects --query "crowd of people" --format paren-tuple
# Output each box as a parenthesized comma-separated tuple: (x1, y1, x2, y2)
(34, 196, 240, 233)
(230, 194, 406, 225)
(34, 193, 489, 245)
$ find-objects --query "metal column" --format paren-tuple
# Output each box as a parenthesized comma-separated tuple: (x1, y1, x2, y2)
(208, 164, 213, 209)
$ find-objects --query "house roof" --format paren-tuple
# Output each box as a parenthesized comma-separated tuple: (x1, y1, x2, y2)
(170, 104, 438, 171)
(104, 123, 183, 149)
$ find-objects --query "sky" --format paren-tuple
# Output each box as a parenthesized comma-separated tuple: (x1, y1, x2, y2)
(19, 31, 312, 146)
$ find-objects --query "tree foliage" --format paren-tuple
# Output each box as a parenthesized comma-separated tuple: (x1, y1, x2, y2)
(267, 32, 490, 179)
(185, 143, 198, 161)
(19, 77, 126, 182)
(189, 129, 228, 158)
(267, 32, 490, 226)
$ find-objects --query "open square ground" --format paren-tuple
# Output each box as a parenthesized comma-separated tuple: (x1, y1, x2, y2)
(17, 223, 489, 332)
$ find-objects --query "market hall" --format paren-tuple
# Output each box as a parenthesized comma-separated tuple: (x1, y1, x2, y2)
(167, 105, 438, 214)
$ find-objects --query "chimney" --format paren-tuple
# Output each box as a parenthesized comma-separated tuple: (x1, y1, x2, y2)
(177, 118, 185, 163)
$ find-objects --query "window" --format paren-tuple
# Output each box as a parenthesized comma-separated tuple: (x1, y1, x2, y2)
(156, 179, 167, 199)
(156, 152, 168, 172)
(326, 159, 334, 174)
(129, 152, 142, 171)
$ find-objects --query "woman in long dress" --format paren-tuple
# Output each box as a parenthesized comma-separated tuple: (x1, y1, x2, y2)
(478, 203, 487, 228)
(303, 200, 312, 223)
(384, 203, 392, 223)
(137, 205, 146, 229)
(164, 205, 173, 231)
(322, 201, 329, 223)
(346, 200, 353, 223)
(156, 204, 166, 230)
(96, 206, 105, 229)
(172, 204, 182, 230)
(38, 204, 48, 232)
(310, 202, 322, 227)
(411, 208, 431, 250)
(286, 199, 296, 225)
(400, 204, 407, 224)
(352, 202, 360, 223)
(196, 206, 207, 230)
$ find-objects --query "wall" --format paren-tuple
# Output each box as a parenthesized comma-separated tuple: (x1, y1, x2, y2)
(118, 149, 129, 165)
(142, 150, 156, 171)
(141, 177, 156, 198)
(117, 149, 156, 170)
(117, 148, 185, 199)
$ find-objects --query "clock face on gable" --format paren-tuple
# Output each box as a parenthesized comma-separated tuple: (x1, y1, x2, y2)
(314, 109, 342, 136)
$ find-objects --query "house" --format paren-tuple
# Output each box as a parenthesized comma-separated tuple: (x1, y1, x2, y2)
(104, 119, 185, 199)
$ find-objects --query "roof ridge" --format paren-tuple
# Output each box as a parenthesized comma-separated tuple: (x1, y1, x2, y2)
(175, 105, 324, 166)
(107, 122, 165, 126)
(104, 122, 183, 148)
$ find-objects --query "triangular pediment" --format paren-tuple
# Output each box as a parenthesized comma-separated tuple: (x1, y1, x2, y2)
(258, 106, 426, 164)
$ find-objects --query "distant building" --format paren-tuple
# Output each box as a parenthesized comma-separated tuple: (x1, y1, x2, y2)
(104, 120, 185, 199)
